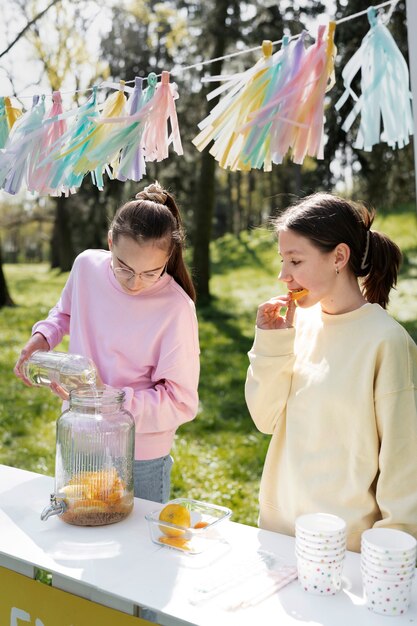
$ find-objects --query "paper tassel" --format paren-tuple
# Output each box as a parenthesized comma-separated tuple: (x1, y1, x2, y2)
(47, 86, 102, 192)
(87, 73, 157, 182)
(192, 40, 278, 170)
(138, 71, 183, 161)
(291, 22, 336, 163)
(4, 97, 22, 130)
(72, 82, 128, 188)
(96, 71, 182, 163)
(0, 98, 9, 149)
(253, 24, 335, 165)
(244, 32, 311, 166)
(28, 91, 68, 194)
(117, 74, 157, 180)
(335, 7, 413, 151)
(239, 35, 300, 171)
(0, 96, 46, 195)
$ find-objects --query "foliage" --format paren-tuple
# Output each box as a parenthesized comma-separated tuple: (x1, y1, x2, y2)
(1, 208, 416, 526)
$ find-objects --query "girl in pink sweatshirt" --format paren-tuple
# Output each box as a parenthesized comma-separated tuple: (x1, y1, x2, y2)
(14, 182, 200, 503)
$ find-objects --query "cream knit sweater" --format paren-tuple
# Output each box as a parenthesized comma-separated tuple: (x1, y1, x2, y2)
(245, 303, 417, 552)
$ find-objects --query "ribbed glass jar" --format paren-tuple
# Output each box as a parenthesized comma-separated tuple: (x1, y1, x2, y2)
(54, 386, 135, 526)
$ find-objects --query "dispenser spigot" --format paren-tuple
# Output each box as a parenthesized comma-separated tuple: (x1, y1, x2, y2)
(41, 493, 67, 521)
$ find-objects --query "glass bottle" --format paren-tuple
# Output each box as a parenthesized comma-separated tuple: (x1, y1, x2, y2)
(23, 350, 97, 391)
(41, 386, 135, 526)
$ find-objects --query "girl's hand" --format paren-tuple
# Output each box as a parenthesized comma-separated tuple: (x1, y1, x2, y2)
(50, 381, 69, 401)
(256, 294, 296, 330)
(50, 370, 105, 402)
(14, 332, 50, 386)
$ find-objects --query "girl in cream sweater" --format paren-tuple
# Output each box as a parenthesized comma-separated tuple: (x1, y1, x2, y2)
(245, 193, 417, 552)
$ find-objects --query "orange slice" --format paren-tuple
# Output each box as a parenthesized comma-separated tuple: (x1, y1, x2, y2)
(290, 288, 309, 301)
(158, 536, 191, 550)
(193, 521, 209, 529)
(158, 503, 191, 537)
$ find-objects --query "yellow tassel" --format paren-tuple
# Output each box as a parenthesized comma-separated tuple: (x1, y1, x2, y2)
(4, 97, 22, 129)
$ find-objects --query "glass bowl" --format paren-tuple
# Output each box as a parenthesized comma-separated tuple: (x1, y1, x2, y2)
(145, 497, 232, 554)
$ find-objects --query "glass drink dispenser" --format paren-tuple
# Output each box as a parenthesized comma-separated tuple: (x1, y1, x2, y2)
(41, 386, 135, 526)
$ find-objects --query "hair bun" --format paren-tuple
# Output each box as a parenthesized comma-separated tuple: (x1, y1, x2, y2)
(135, 181, 167, 204)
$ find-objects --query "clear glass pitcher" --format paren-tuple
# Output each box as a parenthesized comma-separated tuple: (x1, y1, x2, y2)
(41, 386, 135, 526)
(23, 350, 97, 391)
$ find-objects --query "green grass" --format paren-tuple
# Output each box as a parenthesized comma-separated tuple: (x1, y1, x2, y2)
(1, 207, 417, 527)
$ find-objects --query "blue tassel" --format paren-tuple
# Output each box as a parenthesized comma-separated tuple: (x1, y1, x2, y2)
(335, 6, 413, 151)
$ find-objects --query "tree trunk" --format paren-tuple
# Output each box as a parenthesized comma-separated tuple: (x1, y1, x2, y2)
(0, 244, 15, 308)
(193, 152, 217, 299)
(50, 197, 75, 271)
(192, 0, 230, 300)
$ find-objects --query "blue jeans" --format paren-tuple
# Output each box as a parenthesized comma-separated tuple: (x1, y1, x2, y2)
(133, 455, 173, 503)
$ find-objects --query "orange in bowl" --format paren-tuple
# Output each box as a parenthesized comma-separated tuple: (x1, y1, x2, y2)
(158, 503, 191, 537)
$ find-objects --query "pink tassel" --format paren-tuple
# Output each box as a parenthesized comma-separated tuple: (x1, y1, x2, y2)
(250, 24, 336, 165)
(140, 71, 183, 161)
(28, 91, 67, 194)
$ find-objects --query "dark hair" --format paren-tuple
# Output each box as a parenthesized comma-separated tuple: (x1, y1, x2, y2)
(110, 182, 196, 302)
(273, 193, 402, 309)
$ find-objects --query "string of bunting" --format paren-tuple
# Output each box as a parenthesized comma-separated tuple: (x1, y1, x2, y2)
(0, 1, 412, 197)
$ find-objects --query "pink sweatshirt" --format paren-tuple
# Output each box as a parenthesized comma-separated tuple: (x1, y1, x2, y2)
(33, 249, 200, 460)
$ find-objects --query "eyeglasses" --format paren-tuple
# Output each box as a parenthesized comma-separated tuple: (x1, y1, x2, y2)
(112, 261, 168, 284)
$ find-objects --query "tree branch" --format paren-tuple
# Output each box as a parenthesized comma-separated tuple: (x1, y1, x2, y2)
(0, 0, 62, 60)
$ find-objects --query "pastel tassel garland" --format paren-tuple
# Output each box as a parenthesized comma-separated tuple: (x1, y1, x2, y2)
(0, 4, 411, 197)
(335, 7, 413, 151)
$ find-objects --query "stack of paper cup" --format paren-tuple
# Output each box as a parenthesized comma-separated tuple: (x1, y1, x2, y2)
(295, 513, 347, 595)
(361, 528, 417, 616)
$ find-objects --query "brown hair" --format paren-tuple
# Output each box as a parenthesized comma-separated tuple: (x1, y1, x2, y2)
(110, 182, 196, 301)
(273, 193, 402, 309)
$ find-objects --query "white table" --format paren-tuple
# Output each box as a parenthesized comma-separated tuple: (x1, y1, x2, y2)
(0, 464, 416, 625)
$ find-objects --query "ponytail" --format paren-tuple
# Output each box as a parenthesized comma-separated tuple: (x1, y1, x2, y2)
(110, 182, 196, 302)
(362, 230, 402, 309)
(163, 191, 196, 302)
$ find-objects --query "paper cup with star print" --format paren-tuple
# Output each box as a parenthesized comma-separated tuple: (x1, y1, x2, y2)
(362, 568, 414, 616)
(296, 553, 345, 595)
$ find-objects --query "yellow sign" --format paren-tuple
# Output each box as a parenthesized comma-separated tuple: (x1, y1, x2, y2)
(0, 567, 153, 626)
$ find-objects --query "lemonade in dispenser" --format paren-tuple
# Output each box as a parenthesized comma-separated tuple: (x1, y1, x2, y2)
(41, 386, 135, 526)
